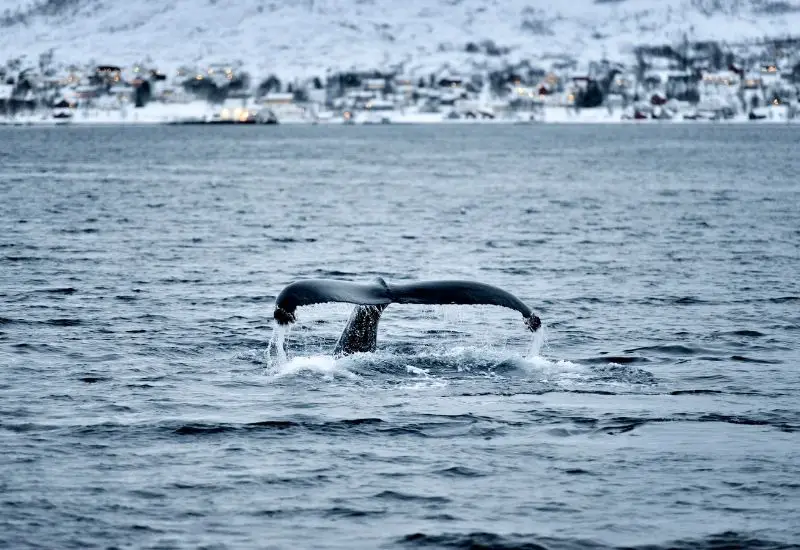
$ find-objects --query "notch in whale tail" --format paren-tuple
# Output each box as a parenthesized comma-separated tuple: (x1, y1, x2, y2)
(273, 277, 541, 356)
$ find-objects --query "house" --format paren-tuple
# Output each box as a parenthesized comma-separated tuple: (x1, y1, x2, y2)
(608, 73, 634, 95)
(393, 76, 415, 97)
(326, 70, 391, 103)
(302, 77, 326, 104)
(743, 73, 763, 90)
(156, 85, 192, 104)
(109, 83, 134, 103)
(506, 86, 544, 113)
(74, 84, 99, 100)
(510, 85, 538, 99)
(742, 72, 766, 110)
(94, 65, 122, 85)
(665, 71, 699, 103)
(363, 78, 386, 92)
(52, 98, 75, 119)
(698, 70, 740, 110)
(568, 76, 603, 108)
(701, 70, 740, 88)
(340, 89, 378, 110)
(260, 93, 307, 122)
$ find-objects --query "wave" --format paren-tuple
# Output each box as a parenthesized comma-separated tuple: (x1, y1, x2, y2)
(374, 490, 450, 504)
(434, 466, 487, 478)
(396, 531, 800, 549)
(44, 318, 82, 326)
(567, 412, 798, 435)
(78, 375, 112, 384)
(581, 355, 649, 364)
(5, 407, 796, 441)
(730, 355, 782, 364)
(720, 329, 766, 337)
(630, 296, 800, 307)
(624, 344, 719, 356)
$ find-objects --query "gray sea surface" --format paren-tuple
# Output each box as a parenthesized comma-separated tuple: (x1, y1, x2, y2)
(1, 124, 799, 549)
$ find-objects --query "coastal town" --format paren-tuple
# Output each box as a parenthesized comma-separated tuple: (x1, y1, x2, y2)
(1, 36, 799, 125)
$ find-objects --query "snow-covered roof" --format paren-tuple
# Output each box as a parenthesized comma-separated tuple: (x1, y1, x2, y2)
(262, 92, 294, 103)
(346, 90, 375, 100)
(364, 78, 386, 88)
(365, 99, 395, 110)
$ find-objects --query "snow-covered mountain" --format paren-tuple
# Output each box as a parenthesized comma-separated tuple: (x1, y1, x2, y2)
(1, 0, 799, 78)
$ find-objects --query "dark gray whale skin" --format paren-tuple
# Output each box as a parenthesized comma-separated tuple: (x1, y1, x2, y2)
(273, 278, 541, 356)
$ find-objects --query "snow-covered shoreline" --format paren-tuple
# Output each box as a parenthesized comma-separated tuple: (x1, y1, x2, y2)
(2, 103, 796, 127)
(3, 118, 796, 127)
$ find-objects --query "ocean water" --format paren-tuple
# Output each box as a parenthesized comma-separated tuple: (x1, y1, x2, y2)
(1, 123, 799, 550)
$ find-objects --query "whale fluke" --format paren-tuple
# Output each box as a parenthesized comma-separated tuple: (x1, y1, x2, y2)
(273, 278, 541, 356)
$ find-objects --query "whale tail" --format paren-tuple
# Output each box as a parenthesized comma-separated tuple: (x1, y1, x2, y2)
(273, 278, 540, 356)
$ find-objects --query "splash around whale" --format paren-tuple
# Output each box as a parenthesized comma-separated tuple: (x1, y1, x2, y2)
(272, 277, 541, 357)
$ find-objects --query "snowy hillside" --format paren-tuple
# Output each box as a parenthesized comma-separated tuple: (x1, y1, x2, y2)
(1, 0, 799, 78)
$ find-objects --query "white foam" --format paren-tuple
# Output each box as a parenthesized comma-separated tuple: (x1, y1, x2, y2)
(402, 364, 449, 389)
(265, 354, 358, 380)
(263, 322, 359, 380)
(521, 354, 585, 383)
(258, 318, 591, 386)
(406, 365, 431, 376)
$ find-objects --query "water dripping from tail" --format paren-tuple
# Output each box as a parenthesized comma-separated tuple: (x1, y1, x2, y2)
(266, 322, 291, 367)
(526, 325, 547, 358)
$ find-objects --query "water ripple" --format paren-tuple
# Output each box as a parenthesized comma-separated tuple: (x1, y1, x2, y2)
(1, 124, 798, 549)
